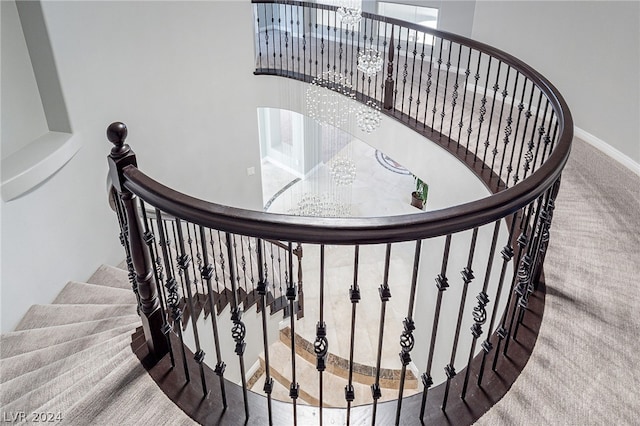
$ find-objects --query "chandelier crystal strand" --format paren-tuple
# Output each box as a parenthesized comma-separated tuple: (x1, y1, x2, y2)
(357, 100, 382, 133)
(357, 48, 384, 76)
(336, 0, 362, 27)
(306, 71, 356, 127)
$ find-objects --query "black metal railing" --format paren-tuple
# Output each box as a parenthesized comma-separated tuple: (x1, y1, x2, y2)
(106, 1, 572, 425)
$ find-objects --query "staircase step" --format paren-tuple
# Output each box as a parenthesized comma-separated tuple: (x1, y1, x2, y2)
(61, 352, 195, 425)
(1, 332, 132, 410)
(86, 264, 131, 290)
(0, 326, 134, 387)
(0, 316, 139, 358)
(53, 281, 136, 305)
(250, 369, 309, 405)
(15, 303, 137, 330)
(31, 346, 135, 416)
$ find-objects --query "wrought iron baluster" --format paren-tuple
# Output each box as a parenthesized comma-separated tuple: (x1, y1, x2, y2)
(186, 223, 203, 311)
(315, 245, 328, 425)
(383, 26, 395, 110)
(430, 37, 444, 130)
(406, 28, 419, 120)
(199, 225, 227, 408)
(345, 245, 361, 425)
(529, 98, 551, 175)
(505, 75, 529, 187)
(491, 65, 511, 176)
(481, 61, 502, 168)
(284, 3, 289, 73)
(415, 32, 426, 126)
(395, 240, 421, 425)
(256, 239, 273, 425)
(155, 210, 189, 380)
(140, 201, 173, 366)
(420, 234, 452, 420)
(286, 242, 299, 424)
(256, 5, 263, 69)
(175, 218, 208, 397)
(456, 47, 473, 150)
(461, 221, 500, 399)
(393, 27, 402, 110)
(442, 228, 479, 411)
(422, 35, 435, 128)
(225, 231, 250, 420)
(478, 213, 518, 386)
(466, 52, 483, 152)
(371, 244, 392, 424)
(474, 57, 492, 161)
(439, 40, 453, 137)
(400, 27, 410, 116)
(512, 83, 536, 186)
(447, 43, 463, 145)
(497, 67, 517, 182)
(111, 188, 140, 312)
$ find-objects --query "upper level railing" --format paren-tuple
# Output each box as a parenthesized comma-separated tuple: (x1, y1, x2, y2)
(107, 1, 572, 425)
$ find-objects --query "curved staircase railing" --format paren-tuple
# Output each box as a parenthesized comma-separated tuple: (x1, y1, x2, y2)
(106, 2, 572, 425)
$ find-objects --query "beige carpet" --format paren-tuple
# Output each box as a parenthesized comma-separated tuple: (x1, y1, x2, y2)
(476, 138, 640, 425)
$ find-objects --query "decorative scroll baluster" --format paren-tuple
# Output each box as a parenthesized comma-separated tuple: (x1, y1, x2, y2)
(256, 239, 273, 424)
(422, 35, 435, 129)
(521, 92, 544, 180)
(481, 61, 502, 168)
(415, 32, 426, 125)
(395, 240, 421, 425)
(199, 225, 227, 408)
(383, 27, 395, 110)
(294, 243, 304, 319)
(345, 245, 361, 425)
(175, 218, 208, 397)
(529, 99, 550, 175)
(477, 213, 518, 386)
(442, 228, 478, 410)
(107, 122, 168, 361)
(457, 48, 473, 149)
(140, 201, 174, 366)
(420, 234, 452, 420)
(466, 53, 483, 152)
(505, 76, 528, 187)
(474, 57, 492, 160)
(430, 37, 444, 129)
(400, 27, 410, 116)
(225, 232, 250, 420)
(286, 242, 299, 424)
(371, 244, 392, 424)
(492, 66, 511, 175)
(315, 245, 328, 425)
(439, 40, 453, 136)
(497, 68, 517, 181)
(461, 221, 500, 399)
(155, 210, 189, 380)
(512, 84, 536, 185)
(447, 43, 463, 145)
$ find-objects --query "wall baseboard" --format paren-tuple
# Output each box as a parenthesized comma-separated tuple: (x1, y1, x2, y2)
(574, 127, 640, 177)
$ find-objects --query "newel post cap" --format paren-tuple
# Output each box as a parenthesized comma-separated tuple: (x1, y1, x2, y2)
(107, 122, 129, 157)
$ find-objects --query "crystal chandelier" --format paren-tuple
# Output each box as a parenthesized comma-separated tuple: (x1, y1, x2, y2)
(306, 71, 356, 127)
(291, 193, 351, 217)
(329, 156, 357, 186)
(337, 1, 362, 27)
(357, 48, 383, 76)
(356, 100, 382, 133)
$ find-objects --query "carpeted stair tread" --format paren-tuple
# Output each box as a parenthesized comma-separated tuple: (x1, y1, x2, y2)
(53, 281, 136, 305)
(86, 264, 132, 290)
(0, 315, 140, 358)
(15, 303, 137, 330)
(29, 346, 136, 416)
(0, 324, 137, 381)
(1, 333, 132, 410)
(62, 354, 196, 425)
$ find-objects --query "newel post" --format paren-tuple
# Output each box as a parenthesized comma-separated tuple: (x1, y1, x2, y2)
(107, 122, 169, 361)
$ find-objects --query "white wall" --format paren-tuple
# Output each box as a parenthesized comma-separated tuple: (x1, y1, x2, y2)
(1, 0, 49, 158)
(1, 1, 264, 332)
(471, 0, 640, 165)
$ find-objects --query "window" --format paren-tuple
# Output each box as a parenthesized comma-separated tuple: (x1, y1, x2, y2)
(377, 2, 439, 45)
